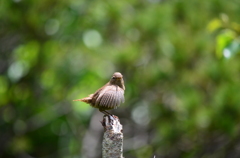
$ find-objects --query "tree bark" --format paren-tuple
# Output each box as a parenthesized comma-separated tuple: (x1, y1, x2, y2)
(101, 115, 123, 158)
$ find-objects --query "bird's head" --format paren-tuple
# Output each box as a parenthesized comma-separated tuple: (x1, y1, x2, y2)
(110, 72, 125, 90)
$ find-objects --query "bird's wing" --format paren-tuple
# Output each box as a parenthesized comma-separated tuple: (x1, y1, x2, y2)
(96, 85, 124, 109)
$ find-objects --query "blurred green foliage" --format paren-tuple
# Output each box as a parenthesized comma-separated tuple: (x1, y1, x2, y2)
(1, 0, 240, 158)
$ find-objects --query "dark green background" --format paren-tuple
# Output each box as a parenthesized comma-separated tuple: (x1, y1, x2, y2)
(1, 0, 240, 157)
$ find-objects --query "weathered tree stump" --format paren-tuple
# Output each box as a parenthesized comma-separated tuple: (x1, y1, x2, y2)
(101, 115, 123, 158)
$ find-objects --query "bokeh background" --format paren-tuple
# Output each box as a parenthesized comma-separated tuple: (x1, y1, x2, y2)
(1, 0, 240, 157)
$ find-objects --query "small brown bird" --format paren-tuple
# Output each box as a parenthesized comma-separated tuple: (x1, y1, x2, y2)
(73, 72, 125, 115)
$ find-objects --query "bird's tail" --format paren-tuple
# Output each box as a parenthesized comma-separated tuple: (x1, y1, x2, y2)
(73, 97, 92, 104)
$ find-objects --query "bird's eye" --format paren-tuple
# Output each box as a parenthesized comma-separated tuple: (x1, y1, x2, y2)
(112, 76, 116, 79)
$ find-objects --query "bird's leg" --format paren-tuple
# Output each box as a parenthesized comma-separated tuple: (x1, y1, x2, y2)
(104, 110, 113, 116)
(99, 109, 113, 116)
(99, 110, 115, 124)
(99, 109, 108, 115)
(101, 111, 109, 115)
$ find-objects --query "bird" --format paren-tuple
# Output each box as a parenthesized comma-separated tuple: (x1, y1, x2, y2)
(73, 72, 125, 115)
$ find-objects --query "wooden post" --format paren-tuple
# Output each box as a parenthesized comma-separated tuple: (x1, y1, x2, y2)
(101, 115, 124, 158)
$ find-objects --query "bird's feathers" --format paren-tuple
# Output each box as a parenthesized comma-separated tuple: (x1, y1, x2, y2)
(73, 72, 125, 112)
(73, 96, 92, 103)
(92, 85, 124, 109)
